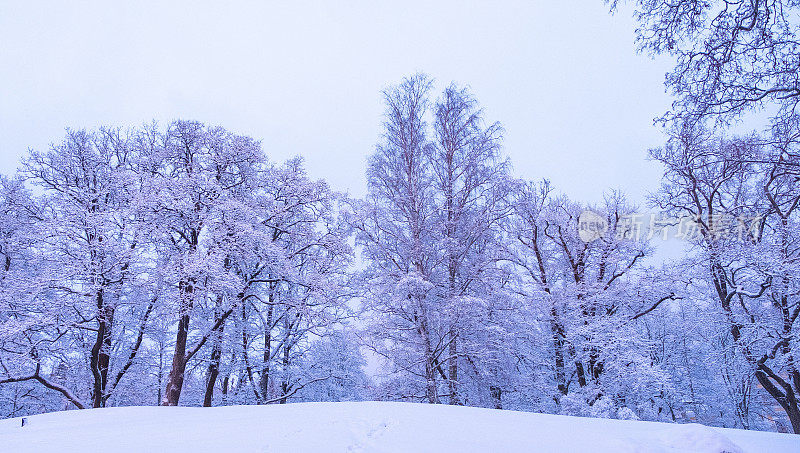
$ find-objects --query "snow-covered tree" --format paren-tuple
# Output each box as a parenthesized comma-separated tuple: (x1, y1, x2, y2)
(650, 123, 800, 432)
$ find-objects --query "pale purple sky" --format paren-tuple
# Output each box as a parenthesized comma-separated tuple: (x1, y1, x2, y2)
(0, 1, 674, 204)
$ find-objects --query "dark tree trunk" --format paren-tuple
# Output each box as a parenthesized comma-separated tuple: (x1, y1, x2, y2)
(90, 287, 113, 408)
(162, 309, 190, 406)
(574, 358, 587, 388)
(162, 225, 199, 407)
(221, 374, 230, 405)
(279, 342, 290, 404)
(490, 385, 502, 409)
(202, 344, 221, 407)
(551, 307, 567, 397)
(202, 296, 226, 407)
(756, 363, 800, 433)
(259, 283, 276, 403)
(588, 350, 603, 381)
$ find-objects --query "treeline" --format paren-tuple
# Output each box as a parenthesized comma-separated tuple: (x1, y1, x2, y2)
(0, 75, 798, 433)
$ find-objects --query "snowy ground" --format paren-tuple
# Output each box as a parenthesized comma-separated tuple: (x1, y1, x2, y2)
(0, 402, 797, 453)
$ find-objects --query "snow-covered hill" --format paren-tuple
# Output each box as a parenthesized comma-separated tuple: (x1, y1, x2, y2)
(0, 402, 797, 452)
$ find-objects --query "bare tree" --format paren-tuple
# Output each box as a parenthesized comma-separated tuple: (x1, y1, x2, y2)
(608, 0, 800, 125)
(651, 124, 800, 432)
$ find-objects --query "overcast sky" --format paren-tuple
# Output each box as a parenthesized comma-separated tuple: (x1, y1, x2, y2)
(0, 1, 675, 204)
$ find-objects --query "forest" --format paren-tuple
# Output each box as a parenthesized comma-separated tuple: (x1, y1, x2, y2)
(1, 0, 799, 436)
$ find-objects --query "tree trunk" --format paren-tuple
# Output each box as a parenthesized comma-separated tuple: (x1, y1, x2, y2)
(448, 333, 460, 405)
(202, 337, 221, 407)
(550, 305, 567, 397)
(90, 287, 113, 408)
(259, 286, 275, 403)
(221, 374, 230, 405)
(424, 356, 439, 404)
(162, 311, 190, 406)
(280, 342, 290, 404)
(419, 313, 439, 404)
(755, 365, 800, 434)
(490, 385, 502, 409)
(202, 296, 225, 407)
(445, 168, 461, 406)
(574, 351, 587, 388)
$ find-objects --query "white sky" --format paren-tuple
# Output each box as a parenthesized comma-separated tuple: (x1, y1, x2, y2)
(0, 0, 674, 204)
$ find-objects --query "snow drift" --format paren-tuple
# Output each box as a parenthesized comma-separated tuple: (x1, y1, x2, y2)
(0, 401, 797, 452)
